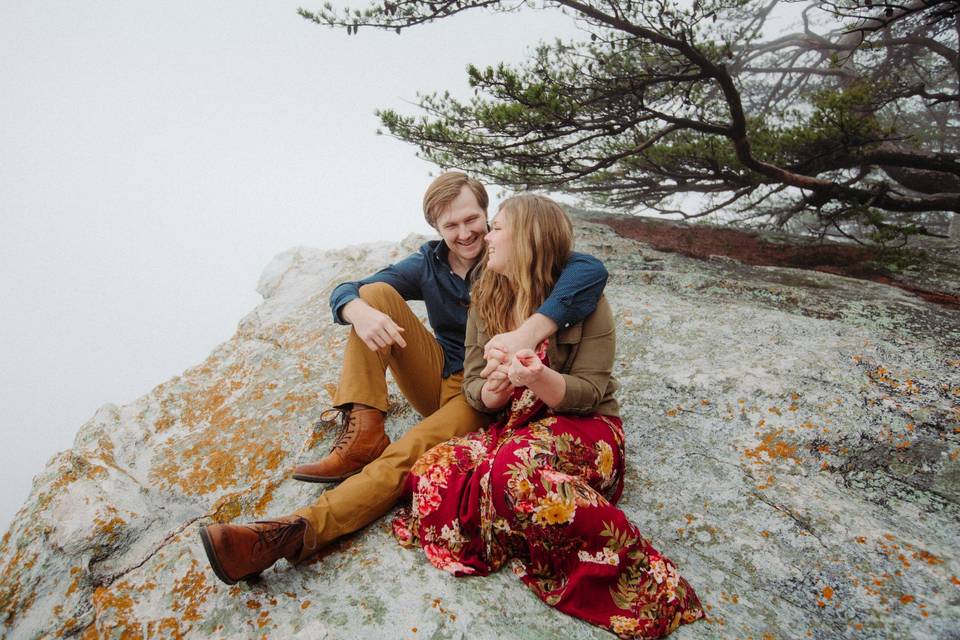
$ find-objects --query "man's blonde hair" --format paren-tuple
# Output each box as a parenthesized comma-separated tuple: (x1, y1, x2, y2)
(422, 171, 489, 227)
(471, 194, 574, 336)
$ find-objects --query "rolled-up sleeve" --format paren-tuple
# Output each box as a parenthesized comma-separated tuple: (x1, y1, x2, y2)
(461, 310, 500, 414)
(329, 252, 425, 324)
(536, 252, 608, 330)
(551, 297, 616, 414)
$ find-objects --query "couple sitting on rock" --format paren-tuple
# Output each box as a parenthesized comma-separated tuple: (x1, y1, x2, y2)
(199, 172, 703, 638)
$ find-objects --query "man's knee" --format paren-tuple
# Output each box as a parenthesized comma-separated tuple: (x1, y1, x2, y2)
(358, 282, 403, 310)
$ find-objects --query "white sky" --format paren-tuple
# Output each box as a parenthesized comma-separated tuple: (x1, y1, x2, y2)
(0, 1, 583, 532)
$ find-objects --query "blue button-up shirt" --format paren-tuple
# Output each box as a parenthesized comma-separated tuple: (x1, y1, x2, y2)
(329, 240, 607, 378)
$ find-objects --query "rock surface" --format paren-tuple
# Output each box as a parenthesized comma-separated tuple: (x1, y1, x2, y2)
(1, 219, 958, 639)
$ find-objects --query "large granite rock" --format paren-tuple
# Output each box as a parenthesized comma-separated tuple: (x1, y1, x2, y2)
(1, 220, 958, 639)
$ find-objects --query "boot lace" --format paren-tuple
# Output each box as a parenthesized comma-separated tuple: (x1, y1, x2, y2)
(319, 407, 358, 453)
(246, 518, 304, 554)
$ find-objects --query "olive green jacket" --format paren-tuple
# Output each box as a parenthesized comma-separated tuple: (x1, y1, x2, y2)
(462, 295, 620, 418)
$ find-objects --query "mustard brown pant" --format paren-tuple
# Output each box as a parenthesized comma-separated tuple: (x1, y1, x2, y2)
(294, 282, 490, 558)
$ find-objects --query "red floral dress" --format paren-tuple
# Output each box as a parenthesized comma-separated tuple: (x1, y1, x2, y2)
(393, 350, 704, 639)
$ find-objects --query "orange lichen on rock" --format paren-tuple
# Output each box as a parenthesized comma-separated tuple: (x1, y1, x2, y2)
(0, 545, 41, 626)
(170, 560, 214, 623)
(94, 512, 128, 543)
(31, 454, 109, 516)
(280, 390, 320, 417)
(154, 448, 238, 496)
(912, 549, 944, 565)
(298, 362, 312, 380)
(89, 581, 139, 638)
(152, 422, 287, 497)
(210, 494, 243, 523)
(253, 479, 285, 516)
(58, 616, 80, 636)
(179, 389, 229, 431)
(324, 382, 338, 401)
(755, 474, 776, 490)
(868, 366, 898, 387)
(154, 414, 176, 432)
(65, 567, 83, 596)
(743, 428, 800, 465)
(175, 360, 258, 430)
(305, 422, 331, 451)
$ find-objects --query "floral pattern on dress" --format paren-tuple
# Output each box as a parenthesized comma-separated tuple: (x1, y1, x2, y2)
(393, 345, 703, 639)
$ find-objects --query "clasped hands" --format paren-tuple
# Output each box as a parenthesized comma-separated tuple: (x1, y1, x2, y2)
(480, 330, 544, 397)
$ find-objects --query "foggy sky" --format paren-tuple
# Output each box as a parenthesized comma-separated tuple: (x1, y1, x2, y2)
(0, 1, 581, 531)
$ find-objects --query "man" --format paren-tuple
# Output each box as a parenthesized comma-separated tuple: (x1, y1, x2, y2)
(199, 172, 607, 584)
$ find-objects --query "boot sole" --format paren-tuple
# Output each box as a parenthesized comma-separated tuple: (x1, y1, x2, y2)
(199, 525, 261, 586)
(293, 440, 390, 483)
(292, 469, 360, 483)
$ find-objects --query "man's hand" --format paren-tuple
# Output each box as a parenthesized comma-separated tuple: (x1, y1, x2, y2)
(341, 299, 407, 352)
(507, 349, 545, 388)
(481, 313, 557, 377)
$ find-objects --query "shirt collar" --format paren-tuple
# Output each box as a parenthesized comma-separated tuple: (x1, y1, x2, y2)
(432, 239, 481, 284)
(431, 240, 449, 263)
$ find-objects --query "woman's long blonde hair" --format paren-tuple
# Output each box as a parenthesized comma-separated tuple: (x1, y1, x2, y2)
(471, 194, 574, 336)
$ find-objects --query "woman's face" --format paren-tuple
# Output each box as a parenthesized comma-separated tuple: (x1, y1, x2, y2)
(484, 209, 514, 275)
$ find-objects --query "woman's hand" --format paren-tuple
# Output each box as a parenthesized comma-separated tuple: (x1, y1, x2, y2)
(484, 361, 513, 393)
(481, 367, 514, 410)
(507, 349, 544, 387)
(507, 348, 567, 407)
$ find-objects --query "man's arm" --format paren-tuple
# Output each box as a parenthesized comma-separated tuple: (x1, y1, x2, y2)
(482, 251, 607, 375)
(329, 252, 424, 351)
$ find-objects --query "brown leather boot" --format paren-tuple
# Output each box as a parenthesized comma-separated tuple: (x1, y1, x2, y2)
(292, 406, 389, 482)
(199, 515, 307, 585)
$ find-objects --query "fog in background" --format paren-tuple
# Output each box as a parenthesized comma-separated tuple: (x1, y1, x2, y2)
(0, 2, 581, 532)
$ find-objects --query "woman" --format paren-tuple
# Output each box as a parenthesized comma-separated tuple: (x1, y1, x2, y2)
(392, 194, 704, 638)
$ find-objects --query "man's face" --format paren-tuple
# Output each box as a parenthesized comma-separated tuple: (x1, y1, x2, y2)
(435, 185, 488, 268)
